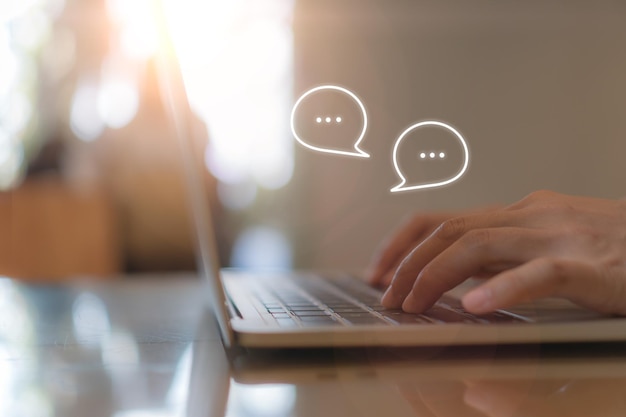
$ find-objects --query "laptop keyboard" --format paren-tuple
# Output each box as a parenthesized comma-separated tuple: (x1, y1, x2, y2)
(255, 275, 528, 328)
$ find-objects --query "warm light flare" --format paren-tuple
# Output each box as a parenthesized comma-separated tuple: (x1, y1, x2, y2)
(97, 74, 139, 129)
(0, 0, 41, 22)
(0, 2, 49, 190)
(159, 0, 295, 193)
(107, 0, 160, 59)
(70, 77, 104, 142)
(103, 0, 295, 197)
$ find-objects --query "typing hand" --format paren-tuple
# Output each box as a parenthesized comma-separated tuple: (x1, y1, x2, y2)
(367, 206, 500, 287)
(373, 190, 626, 315)
(367, 212, 456, 288)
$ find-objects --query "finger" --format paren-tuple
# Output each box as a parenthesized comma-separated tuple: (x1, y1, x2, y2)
(400, 228, 552, 312)
(461, 258, 626, 315)
(367, 214, 447, 285)
(473, 263, 518, 279)
(504, 190, 559, 211)
(378, 239, 429, 288)
(371, 237, 432, 288)
(369, 206, 502, 285)
(380, 211, 528, 308)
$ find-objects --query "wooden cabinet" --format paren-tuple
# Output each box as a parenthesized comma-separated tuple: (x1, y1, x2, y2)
(0, 177, 121, 280)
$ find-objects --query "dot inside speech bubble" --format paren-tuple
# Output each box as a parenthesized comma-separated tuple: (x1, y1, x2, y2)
(291, 85, 370, 158)
(391, 121, 469, 192)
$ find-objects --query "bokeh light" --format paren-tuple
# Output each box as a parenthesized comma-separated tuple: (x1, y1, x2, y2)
(162, 0, 295, 197)
(0, 0, 52, 190)
(70, 77, 105, 142)
(231, 226, 292, 269)
(97, 74, 140, 130)
(217, 180, 259, 211)
(226, 383, 296, 417)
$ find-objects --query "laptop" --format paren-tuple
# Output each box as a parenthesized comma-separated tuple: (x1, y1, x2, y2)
(155, 9, 626, 350)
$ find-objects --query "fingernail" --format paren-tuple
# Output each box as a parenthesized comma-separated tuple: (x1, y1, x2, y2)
(462, 288, 493, 313)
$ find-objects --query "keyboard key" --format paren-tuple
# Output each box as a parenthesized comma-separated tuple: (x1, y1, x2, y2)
(298, 316, 342, 324)
(293, 311, 333, 317)
(380, 311, 435, 325)
(261, 276, 534, 327)
(275, 318, 299, 328)
(326, 303, 358, 309)
(343, 316, 387, 325)
(337, 312, 376, 318)
(289, 306, 325, 311)
(424, 306, 475, 323)
(271, 313, 292, 319)
(475, 311, 526, 323)
(330, 307, 369, 313)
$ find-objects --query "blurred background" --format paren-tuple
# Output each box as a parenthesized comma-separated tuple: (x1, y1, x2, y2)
(1, 0, 626, 281)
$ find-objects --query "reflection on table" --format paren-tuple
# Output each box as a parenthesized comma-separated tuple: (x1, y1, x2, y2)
(2, 275, 626, 417)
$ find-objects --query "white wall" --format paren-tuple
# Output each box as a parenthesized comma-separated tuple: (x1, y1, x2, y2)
(278, 0, 626, 271)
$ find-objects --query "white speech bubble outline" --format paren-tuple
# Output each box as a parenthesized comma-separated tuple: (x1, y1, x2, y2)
(290, 85, 370, 158)
(390, 120, 469, 192)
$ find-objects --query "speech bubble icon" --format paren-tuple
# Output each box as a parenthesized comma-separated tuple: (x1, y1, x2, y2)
(290, 85, 370, 158)
(390, 121, 469, 192)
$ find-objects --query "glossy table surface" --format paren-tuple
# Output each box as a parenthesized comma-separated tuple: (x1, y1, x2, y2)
(3, 275, 626, 417)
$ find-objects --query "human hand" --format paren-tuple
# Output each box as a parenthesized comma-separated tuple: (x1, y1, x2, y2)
(379, 190, 626, 315)
(367, 212, 458, 288)
(367, 205, 500, 287)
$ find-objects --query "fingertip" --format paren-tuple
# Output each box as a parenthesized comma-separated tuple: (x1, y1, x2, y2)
(381, 286, 403, 309)
(462, 287, 494, 314)
(380, 289, 395, 308)
(401, 293, 424, 313)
